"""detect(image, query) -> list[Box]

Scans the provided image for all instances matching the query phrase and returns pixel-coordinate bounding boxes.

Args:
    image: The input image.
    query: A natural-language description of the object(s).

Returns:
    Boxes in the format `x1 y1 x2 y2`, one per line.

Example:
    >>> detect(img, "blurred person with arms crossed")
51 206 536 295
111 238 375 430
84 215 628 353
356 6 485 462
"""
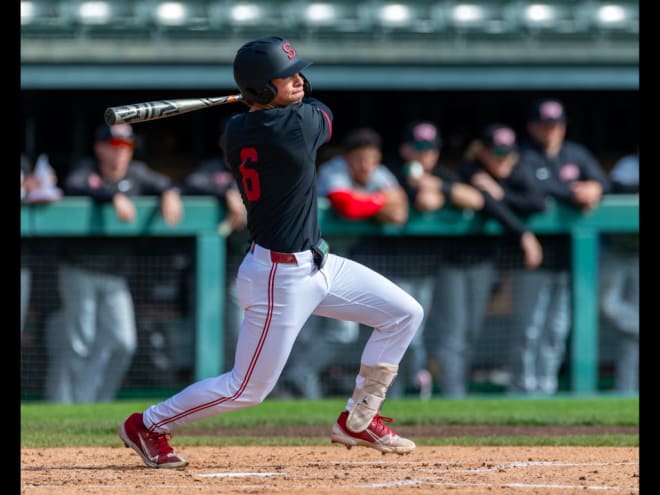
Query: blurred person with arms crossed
45 122 183 403
507 98 610 395
396 121 543 397
430 123 545 397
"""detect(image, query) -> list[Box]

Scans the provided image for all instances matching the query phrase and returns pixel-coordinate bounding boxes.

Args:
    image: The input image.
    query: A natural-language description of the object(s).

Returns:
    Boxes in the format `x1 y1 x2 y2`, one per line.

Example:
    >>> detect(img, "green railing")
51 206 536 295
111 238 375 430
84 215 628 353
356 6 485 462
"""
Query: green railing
21 194 638 393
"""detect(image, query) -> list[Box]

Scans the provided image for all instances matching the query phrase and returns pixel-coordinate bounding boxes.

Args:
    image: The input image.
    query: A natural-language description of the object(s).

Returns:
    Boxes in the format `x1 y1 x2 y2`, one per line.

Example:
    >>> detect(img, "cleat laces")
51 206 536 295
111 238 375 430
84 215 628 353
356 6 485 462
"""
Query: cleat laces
149 431 174 456
371 414 395 436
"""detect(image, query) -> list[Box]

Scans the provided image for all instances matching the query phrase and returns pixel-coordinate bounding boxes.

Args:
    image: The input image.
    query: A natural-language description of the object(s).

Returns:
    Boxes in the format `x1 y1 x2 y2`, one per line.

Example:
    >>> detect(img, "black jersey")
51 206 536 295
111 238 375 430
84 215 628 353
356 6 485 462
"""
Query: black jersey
517 139 610 201
64 157 177 199
516 138 611 269
59 156 179 275
223 97 333 253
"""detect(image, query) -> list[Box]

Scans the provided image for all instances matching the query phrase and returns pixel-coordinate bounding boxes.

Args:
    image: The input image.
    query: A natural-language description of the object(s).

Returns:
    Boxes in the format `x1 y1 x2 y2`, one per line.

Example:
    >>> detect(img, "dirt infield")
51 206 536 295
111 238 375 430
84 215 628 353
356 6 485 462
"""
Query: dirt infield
22 442 639 494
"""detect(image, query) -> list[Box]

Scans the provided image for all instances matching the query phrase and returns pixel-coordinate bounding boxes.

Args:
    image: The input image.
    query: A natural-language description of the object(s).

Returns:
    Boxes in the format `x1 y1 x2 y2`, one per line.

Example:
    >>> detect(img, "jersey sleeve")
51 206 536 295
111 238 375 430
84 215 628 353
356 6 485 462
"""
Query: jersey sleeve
302 97 333 146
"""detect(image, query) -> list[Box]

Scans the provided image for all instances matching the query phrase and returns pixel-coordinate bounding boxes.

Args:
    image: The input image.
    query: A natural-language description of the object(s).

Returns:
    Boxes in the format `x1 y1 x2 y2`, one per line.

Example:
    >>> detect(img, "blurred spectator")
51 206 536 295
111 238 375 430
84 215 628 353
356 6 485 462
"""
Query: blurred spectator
21 153 62 334
295 127 406 399
600 151 638 394
430 123 545 397
392 120 486 398
183 116 248 369
45 122 183 403
507 98 610 395
316 126 419 398
460 124 546 268
319 127 409 225
21 152 62 205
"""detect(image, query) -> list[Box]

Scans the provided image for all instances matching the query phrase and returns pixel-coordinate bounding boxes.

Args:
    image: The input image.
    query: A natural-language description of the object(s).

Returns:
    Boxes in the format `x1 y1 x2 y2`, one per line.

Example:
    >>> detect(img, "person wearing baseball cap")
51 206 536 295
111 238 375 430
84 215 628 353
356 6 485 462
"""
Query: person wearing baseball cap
507 97 611 396
481 123 518 156
403 120 443 150
422 122 546 398
398 120 483 211
527 97 567 124
94 122 135 146
46 121 184 404
386 120 487 399
462 122 546 267
119 35 422 469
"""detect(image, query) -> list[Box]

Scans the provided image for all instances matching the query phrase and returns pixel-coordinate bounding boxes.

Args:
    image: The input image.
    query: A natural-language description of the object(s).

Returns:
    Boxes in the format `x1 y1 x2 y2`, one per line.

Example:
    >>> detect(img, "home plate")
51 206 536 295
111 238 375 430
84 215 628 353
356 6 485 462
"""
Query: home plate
196 472 284 478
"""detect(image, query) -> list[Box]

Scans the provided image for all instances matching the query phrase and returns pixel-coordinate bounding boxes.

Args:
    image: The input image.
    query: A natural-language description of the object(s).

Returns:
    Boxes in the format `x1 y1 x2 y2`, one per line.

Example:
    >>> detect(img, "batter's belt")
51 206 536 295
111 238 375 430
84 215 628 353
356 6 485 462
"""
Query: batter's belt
250 238 329 269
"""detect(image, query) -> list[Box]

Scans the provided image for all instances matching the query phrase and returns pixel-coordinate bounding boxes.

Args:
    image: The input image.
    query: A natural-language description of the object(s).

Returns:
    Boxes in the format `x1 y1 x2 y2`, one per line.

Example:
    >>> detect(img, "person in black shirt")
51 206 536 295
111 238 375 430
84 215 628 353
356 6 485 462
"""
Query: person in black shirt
416 122 545 397
389 120 486 398
119 36 423 469
46 123 183 403
507 98 610 395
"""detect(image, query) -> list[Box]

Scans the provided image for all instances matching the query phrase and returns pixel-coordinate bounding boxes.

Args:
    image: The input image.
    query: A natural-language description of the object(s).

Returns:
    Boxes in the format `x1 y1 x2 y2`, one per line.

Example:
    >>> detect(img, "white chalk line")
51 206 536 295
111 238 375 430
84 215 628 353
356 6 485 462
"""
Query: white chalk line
454 460 638 473
22 459 639 492
196 472 283 478
25 480 638 493
358 479 639 491
353 460 638 491
324 460 636 467
22 485 221 491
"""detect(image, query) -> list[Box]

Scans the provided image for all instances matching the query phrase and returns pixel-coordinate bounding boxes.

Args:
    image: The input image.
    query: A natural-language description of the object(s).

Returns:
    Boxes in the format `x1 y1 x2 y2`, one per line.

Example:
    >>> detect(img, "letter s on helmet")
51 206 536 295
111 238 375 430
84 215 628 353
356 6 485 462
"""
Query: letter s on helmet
233 36 311 105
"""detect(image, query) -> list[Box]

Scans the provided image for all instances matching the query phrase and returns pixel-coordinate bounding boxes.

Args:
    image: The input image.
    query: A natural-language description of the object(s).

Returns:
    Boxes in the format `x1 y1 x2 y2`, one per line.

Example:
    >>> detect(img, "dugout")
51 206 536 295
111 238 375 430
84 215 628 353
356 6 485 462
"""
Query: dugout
20 0 639 399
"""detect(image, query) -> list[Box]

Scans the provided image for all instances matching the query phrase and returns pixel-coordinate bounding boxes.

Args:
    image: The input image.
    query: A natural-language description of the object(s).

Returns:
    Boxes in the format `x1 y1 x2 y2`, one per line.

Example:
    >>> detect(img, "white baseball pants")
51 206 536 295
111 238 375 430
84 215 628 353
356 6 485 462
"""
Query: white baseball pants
145 243 423 432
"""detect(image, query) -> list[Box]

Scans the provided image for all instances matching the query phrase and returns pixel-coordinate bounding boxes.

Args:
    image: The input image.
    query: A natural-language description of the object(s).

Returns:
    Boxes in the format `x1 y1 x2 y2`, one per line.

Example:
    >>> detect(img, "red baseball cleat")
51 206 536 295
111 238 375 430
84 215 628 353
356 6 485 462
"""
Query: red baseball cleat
330 410 416 455
118 412 188 468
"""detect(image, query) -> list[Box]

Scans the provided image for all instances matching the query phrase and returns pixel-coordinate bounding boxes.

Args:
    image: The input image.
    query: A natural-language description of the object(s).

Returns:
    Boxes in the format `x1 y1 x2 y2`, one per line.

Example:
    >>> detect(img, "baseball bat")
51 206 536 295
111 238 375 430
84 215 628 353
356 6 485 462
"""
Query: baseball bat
104 94 243 126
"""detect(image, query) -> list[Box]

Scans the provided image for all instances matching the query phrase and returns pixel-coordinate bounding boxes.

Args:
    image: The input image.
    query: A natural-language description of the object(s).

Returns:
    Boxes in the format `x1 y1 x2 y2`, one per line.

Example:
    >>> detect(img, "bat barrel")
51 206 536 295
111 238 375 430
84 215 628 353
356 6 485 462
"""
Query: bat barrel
104 107 119 126
103 95 242 127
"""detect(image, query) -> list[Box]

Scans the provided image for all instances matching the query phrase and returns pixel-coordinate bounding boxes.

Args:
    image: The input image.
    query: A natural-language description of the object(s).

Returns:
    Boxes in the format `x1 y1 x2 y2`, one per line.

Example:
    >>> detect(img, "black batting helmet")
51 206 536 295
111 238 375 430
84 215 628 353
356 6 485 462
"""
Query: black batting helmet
233 36 311 105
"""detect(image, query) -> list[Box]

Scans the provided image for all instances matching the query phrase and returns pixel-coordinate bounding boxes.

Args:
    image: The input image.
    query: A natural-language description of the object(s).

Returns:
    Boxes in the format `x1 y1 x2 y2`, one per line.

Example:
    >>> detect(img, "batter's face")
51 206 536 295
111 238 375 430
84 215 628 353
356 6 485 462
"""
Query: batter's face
271 73 305 105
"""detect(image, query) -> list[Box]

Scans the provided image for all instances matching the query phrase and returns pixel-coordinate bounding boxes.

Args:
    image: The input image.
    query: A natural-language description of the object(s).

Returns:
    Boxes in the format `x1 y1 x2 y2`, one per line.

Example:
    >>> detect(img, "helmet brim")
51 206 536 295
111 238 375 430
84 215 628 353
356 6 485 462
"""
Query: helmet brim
271 59 312 79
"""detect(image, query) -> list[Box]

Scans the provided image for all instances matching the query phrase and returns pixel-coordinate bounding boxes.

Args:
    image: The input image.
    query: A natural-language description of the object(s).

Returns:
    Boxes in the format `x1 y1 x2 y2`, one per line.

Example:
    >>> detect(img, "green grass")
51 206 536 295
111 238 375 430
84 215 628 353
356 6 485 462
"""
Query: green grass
21 396 638 448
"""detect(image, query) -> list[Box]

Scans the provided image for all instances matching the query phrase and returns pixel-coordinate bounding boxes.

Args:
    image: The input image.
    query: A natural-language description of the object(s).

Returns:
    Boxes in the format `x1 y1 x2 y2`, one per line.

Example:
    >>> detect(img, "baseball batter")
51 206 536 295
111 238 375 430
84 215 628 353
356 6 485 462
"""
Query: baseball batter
119 35 423 468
